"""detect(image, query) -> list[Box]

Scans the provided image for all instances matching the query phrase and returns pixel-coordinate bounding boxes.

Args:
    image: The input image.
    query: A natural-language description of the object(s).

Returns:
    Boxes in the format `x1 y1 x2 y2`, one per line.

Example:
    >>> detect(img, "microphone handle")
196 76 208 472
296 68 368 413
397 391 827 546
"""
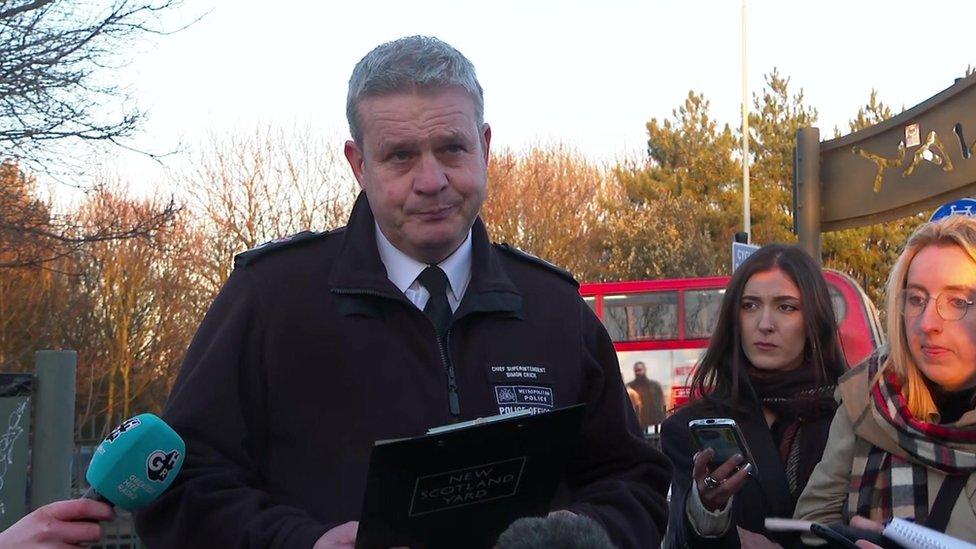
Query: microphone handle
81 486 110 504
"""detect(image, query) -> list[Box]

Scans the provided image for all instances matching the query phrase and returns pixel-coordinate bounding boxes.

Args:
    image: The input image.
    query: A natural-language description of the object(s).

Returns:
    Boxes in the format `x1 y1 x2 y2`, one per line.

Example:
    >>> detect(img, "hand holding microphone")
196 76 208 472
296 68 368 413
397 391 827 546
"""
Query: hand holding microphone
0 499 114 548
0 413 184 547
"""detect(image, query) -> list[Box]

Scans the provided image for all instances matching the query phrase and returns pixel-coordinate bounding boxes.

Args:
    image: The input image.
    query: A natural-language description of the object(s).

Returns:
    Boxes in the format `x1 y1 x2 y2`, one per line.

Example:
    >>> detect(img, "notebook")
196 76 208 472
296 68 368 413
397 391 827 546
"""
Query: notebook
765 517 976 549
883 518 976 549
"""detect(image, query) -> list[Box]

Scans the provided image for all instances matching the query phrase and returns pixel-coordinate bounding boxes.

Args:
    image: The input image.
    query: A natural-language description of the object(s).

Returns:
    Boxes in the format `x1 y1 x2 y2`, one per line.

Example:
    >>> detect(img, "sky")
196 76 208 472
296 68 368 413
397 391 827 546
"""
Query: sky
105 0 976 190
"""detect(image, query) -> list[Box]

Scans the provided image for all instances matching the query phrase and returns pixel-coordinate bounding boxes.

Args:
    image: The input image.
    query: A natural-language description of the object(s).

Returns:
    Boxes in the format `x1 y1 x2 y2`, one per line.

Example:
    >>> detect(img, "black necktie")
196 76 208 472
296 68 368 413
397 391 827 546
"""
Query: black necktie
418 266 452 338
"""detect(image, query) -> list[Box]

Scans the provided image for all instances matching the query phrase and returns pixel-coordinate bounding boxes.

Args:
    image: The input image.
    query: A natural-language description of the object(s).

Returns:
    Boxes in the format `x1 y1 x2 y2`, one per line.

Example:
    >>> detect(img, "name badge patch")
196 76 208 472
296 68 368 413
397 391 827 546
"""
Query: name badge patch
487 364 552 383
494 385 554 414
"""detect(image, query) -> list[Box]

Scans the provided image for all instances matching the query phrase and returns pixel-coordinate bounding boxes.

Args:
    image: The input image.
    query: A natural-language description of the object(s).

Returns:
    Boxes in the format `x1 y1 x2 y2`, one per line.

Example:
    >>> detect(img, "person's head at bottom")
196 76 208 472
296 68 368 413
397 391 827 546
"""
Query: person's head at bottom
494 513 614 549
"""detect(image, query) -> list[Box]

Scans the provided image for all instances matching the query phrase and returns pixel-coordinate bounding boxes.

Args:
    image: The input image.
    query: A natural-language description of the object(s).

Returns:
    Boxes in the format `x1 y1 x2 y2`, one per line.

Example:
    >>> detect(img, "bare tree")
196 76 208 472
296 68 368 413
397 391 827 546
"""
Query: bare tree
0 0 189 168
0 159 178 268
181 125 357 295
70 184 204 437
0 238 61 369
482 144 607 281
482 143 718 283
0 0 193 268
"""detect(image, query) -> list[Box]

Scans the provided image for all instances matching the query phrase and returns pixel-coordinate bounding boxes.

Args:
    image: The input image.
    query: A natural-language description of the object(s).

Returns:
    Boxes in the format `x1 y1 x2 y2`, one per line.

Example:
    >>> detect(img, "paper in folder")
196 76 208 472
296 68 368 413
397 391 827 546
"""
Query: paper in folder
355 404 586 549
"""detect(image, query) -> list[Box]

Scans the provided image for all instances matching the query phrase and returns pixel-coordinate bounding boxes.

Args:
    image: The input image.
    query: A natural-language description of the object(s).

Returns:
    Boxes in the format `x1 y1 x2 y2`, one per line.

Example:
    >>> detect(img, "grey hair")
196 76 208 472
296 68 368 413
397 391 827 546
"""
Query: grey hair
346 35 484 144
494 514 615 549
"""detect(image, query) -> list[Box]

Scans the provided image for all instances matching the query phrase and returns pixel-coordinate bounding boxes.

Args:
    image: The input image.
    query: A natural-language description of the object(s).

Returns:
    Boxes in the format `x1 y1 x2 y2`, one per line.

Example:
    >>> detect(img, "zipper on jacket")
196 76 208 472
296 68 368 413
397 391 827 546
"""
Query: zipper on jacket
439 328 460 419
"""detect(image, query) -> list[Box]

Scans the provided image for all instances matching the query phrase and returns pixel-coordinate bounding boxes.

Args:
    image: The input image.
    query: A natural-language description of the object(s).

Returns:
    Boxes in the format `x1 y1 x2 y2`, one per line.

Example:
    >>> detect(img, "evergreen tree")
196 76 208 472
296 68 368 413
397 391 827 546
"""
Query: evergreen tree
617 91 741 273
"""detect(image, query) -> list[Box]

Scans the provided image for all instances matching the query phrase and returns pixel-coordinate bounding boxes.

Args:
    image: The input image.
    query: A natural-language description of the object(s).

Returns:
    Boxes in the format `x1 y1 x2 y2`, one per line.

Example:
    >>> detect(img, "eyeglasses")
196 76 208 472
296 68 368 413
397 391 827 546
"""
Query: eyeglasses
899 289 975 321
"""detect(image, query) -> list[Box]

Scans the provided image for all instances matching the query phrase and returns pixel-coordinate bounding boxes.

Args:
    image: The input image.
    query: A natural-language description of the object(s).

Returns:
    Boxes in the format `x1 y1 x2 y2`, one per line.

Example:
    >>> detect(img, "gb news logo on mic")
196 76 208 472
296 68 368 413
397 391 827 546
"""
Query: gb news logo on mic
146 449 181 482
105 417 141 443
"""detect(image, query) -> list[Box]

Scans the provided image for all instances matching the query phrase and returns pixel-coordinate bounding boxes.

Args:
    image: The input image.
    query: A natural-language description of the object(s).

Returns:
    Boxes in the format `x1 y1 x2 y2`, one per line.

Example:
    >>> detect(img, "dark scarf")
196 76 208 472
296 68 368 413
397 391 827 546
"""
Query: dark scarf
748 365 837 497
851 359 976 523
925 379 976 425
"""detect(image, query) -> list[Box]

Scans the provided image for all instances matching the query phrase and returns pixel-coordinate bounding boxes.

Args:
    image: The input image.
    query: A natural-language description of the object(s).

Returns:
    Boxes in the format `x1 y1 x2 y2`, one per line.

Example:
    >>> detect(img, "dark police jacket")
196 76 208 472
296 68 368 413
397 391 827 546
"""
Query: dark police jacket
135 194 671 549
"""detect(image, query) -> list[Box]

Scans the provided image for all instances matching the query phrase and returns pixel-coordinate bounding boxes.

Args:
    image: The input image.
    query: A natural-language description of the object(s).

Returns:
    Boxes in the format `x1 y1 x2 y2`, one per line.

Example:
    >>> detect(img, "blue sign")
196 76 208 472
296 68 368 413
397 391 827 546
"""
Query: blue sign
930 198 976 222
732 242 760 272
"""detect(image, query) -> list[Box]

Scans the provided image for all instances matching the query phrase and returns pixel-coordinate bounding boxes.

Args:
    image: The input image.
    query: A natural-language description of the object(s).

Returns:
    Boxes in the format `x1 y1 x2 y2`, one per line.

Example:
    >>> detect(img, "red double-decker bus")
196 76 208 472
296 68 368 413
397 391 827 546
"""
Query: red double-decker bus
580 270 884 411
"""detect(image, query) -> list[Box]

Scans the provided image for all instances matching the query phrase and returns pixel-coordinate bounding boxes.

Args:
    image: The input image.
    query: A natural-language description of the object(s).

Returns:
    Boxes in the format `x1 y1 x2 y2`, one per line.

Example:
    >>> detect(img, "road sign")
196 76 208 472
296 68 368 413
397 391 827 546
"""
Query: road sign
929 197 976 222
732 241 760 272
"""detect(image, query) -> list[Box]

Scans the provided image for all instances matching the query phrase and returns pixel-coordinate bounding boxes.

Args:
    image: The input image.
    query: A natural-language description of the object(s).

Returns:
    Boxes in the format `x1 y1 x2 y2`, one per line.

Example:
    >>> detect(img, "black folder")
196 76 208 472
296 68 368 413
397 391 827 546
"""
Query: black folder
356 404 587 549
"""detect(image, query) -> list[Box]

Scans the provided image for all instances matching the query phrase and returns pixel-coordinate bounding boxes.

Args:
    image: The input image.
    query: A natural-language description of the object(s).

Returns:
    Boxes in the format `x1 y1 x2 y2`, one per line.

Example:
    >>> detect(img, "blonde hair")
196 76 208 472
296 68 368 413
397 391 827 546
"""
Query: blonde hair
883 215 976 419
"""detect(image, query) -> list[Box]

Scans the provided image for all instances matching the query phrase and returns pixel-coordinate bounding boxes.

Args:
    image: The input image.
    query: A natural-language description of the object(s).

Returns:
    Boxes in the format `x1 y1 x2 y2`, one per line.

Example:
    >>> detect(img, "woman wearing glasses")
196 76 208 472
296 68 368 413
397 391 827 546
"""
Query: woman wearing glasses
795 215 976 543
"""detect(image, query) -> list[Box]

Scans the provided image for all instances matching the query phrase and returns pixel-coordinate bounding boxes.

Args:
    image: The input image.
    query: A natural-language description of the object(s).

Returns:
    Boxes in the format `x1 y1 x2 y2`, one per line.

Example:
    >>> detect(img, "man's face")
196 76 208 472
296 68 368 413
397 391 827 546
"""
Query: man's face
633 363 646 378
344 87 491 264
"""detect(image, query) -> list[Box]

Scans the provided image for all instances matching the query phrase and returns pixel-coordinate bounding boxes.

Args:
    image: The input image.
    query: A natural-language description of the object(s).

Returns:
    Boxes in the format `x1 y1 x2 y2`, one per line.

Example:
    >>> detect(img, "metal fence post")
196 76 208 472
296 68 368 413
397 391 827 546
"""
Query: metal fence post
30 350 76 508
795 126 822 264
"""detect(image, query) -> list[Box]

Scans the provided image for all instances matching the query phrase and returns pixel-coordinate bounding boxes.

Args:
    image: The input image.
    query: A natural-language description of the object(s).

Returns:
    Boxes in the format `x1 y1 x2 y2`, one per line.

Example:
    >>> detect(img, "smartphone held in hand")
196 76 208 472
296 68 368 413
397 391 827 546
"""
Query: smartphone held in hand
688 418 759 477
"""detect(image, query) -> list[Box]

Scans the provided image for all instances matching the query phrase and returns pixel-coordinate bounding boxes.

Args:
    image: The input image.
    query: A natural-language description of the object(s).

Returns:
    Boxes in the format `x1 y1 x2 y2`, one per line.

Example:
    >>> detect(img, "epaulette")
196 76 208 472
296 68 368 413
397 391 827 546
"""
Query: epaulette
494 243 578 287
234 230 337 268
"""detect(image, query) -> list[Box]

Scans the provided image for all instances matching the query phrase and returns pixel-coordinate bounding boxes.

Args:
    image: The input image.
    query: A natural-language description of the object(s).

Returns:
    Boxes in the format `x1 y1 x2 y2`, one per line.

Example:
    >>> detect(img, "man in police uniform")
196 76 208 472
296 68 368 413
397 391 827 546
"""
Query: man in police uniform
135 36 670 549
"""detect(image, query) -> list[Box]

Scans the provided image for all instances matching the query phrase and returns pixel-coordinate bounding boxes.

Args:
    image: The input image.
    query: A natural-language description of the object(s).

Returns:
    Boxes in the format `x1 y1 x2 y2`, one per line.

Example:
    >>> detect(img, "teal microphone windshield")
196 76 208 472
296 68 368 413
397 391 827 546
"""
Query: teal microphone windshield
84 413 185 512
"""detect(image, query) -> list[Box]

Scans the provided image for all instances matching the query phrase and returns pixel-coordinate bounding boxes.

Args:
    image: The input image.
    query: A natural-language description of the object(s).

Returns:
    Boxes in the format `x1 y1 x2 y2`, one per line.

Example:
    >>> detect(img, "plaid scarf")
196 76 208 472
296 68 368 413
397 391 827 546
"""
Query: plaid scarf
849 358 976 522
850 446 930 522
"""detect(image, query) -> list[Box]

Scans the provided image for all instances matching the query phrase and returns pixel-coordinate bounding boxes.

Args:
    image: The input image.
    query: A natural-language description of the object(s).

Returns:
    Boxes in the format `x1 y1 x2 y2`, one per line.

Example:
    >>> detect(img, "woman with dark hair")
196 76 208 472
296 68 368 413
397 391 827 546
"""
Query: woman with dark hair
661 244 848 548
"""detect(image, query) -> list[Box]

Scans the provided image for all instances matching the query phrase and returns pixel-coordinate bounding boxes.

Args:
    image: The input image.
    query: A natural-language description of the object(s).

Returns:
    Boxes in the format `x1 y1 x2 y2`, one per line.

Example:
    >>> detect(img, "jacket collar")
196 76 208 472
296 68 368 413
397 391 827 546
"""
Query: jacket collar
328 193 522 318
374 221 473 302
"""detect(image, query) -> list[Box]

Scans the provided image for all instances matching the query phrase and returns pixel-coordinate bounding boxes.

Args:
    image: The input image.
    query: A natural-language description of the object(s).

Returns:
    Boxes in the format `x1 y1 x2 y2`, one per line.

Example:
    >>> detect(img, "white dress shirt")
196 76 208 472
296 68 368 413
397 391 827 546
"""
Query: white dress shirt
374 224 472 313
